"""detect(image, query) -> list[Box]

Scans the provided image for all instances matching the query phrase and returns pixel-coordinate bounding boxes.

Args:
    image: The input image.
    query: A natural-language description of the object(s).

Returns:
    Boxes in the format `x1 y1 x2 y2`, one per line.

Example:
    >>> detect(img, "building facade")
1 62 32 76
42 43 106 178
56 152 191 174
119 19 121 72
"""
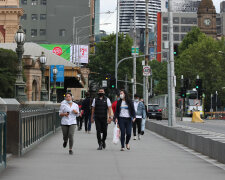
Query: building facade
0 0 24 43
221 1 225 13
19 0 93 44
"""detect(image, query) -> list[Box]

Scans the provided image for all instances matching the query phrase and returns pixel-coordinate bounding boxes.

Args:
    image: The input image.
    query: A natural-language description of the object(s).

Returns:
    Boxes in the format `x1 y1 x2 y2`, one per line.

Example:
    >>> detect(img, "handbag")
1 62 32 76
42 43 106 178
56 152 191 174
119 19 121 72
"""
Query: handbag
112 122 120 144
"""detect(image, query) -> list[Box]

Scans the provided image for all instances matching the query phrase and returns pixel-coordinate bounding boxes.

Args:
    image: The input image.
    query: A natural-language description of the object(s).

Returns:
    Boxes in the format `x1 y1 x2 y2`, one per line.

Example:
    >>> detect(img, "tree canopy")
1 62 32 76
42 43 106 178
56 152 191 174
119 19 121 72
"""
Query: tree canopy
0 48 18 98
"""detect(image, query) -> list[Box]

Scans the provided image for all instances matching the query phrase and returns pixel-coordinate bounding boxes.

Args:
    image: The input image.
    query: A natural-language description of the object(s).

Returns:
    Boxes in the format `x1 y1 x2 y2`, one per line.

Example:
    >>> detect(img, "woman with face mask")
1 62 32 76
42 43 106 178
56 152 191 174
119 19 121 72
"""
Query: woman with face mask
115 90 136 151
59 92 79 155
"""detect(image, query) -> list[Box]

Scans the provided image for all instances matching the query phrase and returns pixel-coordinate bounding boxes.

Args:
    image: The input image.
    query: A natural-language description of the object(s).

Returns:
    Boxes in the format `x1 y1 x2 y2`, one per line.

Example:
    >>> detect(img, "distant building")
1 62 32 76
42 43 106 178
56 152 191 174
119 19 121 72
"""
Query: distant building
221 1 225 13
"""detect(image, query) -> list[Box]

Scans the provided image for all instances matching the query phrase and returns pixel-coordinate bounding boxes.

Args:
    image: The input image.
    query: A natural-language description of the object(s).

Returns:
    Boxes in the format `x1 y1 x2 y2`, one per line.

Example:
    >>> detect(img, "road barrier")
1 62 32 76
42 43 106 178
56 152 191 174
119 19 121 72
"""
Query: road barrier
0 112 6 171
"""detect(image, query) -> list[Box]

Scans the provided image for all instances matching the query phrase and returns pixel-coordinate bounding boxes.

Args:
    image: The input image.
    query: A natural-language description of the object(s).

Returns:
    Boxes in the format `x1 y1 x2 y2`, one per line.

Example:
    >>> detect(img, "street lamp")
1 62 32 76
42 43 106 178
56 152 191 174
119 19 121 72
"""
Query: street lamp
14 26 27 102
40 52 48 101
52 66 58 103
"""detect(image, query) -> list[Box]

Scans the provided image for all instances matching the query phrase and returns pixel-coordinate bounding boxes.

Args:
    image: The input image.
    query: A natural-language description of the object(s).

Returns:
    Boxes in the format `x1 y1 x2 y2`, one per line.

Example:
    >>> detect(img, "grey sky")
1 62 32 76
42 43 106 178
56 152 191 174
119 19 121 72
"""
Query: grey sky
100 0 224 34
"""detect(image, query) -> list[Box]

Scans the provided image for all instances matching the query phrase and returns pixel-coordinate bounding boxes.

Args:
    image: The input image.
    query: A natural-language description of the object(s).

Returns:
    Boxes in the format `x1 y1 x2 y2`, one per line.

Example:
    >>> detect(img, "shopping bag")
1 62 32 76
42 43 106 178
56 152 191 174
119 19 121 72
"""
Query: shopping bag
141 118 146 132
112 123 120 144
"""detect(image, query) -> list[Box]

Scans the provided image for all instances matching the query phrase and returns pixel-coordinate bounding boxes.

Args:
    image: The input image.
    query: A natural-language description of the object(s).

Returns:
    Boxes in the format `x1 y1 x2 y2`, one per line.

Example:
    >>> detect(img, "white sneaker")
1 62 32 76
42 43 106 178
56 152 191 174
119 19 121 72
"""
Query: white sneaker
138 134 141 140
133 136 137 140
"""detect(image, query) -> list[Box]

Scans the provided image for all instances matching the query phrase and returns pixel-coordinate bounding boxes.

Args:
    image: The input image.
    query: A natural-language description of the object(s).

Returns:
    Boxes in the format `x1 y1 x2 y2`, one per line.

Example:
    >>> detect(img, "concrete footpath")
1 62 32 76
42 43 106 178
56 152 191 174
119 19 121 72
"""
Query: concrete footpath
0 124 225 180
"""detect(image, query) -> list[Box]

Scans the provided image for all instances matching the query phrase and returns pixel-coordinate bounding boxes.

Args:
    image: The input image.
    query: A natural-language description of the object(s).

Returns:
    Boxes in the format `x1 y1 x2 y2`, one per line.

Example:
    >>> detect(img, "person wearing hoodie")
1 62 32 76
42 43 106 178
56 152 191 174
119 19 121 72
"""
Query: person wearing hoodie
133 94 146 140
59 92 79 155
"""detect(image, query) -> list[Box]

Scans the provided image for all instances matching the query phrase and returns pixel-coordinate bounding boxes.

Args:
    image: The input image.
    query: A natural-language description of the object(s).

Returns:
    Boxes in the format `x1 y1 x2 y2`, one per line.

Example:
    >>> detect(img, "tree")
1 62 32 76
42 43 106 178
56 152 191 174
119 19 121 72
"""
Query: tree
175 29 225 110
0 48 18 97
88 33 144 97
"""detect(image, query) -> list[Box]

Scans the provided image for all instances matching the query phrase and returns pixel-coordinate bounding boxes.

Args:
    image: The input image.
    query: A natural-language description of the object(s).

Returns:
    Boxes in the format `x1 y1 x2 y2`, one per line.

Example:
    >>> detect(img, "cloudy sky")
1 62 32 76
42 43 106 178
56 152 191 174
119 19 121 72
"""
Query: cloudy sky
100 0 224 34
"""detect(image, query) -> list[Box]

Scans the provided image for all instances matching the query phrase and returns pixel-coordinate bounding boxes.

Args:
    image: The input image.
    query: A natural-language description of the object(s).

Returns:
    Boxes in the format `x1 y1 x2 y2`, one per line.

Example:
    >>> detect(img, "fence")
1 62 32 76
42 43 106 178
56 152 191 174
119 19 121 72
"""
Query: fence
19 106 60 155
0 112 6 171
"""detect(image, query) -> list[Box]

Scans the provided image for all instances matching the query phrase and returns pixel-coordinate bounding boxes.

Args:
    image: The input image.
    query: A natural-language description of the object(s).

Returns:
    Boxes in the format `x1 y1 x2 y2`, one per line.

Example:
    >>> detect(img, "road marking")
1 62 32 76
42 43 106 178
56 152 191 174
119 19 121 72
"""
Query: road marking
146 130 225 171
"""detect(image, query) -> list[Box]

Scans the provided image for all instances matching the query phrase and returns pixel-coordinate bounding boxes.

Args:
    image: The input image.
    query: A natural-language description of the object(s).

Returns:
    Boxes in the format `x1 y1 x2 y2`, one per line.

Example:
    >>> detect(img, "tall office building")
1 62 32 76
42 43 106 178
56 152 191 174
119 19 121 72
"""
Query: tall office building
20 0 93 44
119 0 161 34
221 1 225 13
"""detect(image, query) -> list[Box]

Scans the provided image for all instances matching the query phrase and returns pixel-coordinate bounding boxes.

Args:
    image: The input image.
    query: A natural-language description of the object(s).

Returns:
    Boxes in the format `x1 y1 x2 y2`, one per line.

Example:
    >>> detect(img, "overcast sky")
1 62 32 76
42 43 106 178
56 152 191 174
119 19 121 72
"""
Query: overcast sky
100 0 224 34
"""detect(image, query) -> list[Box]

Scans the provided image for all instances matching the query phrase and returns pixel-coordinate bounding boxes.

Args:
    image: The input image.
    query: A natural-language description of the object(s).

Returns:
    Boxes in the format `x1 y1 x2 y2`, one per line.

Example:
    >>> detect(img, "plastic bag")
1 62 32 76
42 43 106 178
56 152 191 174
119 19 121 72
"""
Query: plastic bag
141 118 146 132
112 123 120 144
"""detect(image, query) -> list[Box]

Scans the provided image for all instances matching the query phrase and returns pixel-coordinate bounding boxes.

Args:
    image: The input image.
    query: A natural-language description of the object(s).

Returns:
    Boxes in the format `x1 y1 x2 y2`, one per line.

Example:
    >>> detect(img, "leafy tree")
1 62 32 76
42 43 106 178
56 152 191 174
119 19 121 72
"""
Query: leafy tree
88 33 144 97
0 48 18 98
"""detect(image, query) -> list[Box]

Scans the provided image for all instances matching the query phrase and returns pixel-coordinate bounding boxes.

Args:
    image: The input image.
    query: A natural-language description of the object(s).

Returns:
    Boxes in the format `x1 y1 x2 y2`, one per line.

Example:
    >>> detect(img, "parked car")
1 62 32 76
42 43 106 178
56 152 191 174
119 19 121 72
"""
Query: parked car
147 104 162 120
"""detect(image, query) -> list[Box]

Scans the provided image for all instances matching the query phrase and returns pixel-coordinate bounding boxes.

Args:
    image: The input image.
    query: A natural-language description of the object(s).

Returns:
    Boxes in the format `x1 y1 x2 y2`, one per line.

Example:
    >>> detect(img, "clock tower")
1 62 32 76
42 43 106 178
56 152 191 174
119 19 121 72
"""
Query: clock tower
197 0 217 38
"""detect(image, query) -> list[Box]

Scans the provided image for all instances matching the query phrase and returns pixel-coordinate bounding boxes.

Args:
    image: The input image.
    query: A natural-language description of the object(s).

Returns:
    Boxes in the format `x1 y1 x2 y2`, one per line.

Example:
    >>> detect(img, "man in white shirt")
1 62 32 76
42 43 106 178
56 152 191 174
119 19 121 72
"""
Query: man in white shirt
91 88 112 150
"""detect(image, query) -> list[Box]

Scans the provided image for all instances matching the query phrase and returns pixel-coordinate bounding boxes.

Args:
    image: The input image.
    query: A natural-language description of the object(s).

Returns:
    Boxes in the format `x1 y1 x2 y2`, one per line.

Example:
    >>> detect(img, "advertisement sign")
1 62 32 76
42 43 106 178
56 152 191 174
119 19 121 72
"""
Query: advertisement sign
70 45 89 64
40 44 71 61
50 65 64 82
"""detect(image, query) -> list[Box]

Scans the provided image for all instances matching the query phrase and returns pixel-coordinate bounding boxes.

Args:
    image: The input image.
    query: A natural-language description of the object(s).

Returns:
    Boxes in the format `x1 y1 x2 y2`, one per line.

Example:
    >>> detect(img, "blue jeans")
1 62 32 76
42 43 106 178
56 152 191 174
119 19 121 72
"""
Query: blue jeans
118 117 132 148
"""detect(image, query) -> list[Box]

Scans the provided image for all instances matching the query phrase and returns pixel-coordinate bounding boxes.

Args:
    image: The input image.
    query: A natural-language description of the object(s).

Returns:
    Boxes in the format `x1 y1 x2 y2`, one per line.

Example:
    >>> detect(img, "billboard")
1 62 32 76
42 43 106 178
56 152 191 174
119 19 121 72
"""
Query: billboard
50 65 64 82
40 44 89 64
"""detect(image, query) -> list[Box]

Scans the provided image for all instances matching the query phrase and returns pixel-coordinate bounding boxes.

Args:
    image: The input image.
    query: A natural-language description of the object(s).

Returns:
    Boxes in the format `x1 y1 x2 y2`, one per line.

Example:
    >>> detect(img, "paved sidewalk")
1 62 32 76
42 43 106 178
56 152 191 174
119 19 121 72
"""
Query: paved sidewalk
0 124 225 180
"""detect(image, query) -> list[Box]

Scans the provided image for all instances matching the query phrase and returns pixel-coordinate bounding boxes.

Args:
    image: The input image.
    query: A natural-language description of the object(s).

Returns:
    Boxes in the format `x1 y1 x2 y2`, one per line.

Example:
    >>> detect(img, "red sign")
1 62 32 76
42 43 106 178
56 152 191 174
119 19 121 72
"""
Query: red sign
53 47 63 56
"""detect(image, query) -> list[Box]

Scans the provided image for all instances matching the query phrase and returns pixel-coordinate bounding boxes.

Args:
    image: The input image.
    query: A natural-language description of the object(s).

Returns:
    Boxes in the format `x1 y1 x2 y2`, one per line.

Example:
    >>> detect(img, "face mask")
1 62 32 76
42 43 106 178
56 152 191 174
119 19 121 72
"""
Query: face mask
67 100 72 104
98 93 104 97
135 99 139 102
120 94 125 99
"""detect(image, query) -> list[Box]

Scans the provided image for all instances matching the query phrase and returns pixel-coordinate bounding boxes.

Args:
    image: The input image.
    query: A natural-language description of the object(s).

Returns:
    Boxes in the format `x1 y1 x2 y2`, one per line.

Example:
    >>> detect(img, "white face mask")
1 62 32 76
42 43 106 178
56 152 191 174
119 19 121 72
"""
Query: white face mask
120 94 125 99
135 99 139 102
67 100 72 104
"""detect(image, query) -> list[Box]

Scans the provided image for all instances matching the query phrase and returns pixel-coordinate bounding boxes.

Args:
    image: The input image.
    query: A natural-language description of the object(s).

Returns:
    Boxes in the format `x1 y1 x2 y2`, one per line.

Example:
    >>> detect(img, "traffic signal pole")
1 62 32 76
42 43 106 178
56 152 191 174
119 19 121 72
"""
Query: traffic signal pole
133 0 137 100
115 0 119 89
145 0 149 110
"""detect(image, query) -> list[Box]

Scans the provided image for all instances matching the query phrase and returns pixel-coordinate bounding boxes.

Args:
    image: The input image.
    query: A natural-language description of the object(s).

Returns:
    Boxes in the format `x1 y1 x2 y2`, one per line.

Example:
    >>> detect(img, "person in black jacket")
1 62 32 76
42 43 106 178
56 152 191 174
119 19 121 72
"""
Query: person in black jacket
81 92 92 133
91 88 113 150
115 89 136 151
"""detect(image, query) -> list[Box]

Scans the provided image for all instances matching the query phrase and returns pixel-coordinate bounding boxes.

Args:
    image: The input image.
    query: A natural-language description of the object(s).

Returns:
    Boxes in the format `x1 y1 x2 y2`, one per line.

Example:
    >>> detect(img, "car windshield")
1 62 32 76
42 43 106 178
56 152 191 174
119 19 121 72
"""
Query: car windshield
148 105 159 110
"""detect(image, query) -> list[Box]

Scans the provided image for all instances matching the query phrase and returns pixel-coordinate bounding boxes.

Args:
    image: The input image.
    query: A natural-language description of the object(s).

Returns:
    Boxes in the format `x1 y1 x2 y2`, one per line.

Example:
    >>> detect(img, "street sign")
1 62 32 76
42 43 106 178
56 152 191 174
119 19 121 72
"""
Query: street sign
143 66 151 76
102 80 107 88
132 46 139 55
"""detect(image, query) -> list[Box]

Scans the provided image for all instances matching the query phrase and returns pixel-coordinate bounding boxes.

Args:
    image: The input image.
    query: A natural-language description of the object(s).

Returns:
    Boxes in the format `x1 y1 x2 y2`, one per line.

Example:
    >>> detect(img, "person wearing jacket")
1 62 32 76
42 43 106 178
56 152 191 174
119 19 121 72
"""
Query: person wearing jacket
133 94 146 140
59 92 79 155
115 89 136 151
81 92 92 133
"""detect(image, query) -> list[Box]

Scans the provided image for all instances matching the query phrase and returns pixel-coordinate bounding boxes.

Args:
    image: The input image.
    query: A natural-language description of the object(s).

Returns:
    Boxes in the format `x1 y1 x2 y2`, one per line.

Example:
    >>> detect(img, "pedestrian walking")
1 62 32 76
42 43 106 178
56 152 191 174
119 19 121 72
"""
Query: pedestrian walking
115 89 136 151
133 94 146 140
140 98 147 135
59 92 79 155
91 88 113 150
81 92 92 133
112 92 120 114
77 100 83 131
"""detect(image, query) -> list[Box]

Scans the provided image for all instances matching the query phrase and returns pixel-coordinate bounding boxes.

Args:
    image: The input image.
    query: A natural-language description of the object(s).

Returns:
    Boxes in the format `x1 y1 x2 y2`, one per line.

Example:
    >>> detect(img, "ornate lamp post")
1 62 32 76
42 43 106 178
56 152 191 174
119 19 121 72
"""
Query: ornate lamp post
14 26 27 102
52 66 58 103
40 52 48 101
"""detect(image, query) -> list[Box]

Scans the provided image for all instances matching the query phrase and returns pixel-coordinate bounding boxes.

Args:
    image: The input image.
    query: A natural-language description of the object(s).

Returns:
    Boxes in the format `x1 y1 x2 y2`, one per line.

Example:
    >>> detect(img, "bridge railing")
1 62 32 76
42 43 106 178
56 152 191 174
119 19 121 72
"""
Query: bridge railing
19 106 60 156
0 112 6 171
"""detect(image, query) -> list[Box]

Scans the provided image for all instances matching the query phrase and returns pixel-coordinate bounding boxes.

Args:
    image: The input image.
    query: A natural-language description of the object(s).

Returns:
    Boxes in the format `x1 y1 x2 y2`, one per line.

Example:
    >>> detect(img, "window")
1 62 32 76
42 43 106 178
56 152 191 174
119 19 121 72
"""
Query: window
163 25 168 32
181 26 192 32
173 17 179 24
173 26 179 32
31 0 38 5
174 34 179 41
21 0 27 5
40 0 47 5
59 29 66 37
163 17 168 24
181 18 197 24
40 29 46 36
21 14 27 20
31 14 38 20
31 29 37 37
181 34 186 41
40 14 47 20
163 34 168 41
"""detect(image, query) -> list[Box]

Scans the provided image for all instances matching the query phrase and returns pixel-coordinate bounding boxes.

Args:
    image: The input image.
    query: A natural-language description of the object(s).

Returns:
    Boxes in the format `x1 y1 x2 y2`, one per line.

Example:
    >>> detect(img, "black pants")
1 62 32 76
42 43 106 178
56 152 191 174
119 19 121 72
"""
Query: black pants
77 116 83 130
133 118 142 136
84 113 91 131
95 117 108 145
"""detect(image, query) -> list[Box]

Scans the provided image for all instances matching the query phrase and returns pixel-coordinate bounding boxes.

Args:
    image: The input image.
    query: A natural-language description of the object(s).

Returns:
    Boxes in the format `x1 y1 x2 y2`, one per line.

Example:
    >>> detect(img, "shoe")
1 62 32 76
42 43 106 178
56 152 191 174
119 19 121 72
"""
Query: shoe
138 134 141 140
141 131 144 135
69 150 73 155
102 141 106 149
126 144 130 150
133 136 137 140
97 144 103 150
63 141 67 148
85 131 88 133
120 148 125 151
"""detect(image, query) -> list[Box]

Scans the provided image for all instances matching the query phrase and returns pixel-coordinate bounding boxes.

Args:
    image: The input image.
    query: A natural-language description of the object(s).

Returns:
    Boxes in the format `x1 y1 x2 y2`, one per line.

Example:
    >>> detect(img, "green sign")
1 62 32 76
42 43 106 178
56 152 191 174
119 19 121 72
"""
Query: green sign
40 44 71 61
132 46 139 55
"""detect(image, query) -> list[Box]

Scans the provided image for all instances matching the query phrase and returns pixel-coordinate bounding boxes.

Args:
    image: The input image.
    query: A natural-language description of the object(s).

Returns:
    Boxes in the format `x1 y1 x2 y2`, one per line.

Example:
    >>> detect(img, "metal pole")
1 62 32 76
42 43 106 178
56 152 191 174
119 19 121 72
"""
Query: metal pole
76 28 78 66
181 75 184 121
133 0 137 100
125 74 128 92
216 91 218 112
168 0 176 126
72 17 76 64
115 0 119 88
145 0 149 109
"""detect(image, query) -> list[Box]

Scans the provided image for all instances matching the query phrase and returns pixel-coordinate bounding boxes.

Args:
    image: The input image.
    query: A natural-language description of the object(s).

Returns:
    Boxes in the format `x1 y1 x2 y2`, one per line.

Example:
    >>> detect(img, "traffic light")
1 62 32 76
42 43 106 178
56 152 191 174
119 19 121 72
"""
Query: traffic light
174 44 178 56
180 87 186 98
110 78 116 89
196 79 202 99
